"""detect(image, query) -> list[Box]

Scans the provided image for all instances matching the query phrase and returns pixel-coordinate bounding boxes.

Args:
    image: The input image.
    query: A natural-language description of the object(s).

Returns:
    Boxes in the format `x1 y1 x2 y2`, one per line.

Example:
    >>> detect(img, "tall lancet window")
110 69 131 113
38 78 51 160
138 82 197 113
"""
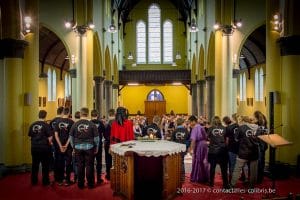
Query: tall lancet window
148 4 161 63
136 21 146 64
163 20 173 63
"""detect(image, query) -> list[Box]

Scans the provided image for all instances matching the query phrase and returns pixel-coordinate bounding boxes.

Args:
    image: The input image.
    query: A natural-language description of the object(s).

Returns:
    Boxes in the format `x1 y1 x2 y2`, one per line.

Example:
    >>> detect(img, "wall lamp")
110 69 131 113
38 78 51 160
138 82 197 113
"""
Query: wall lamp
23 16 32 34
127 52 133 60
64 20 95 35
271 13 282 32
175 51 181 60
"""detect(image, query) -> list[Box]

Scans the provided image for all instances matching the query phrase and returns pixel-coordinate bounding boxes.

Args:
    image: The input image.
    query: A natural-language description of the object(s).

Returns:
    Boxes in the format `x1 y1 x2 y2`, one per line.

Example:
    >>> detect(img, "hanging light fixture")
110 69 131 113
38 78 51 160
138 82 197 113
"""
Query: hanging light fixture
189 18 199 32
127 52 133 60
108 20 117 33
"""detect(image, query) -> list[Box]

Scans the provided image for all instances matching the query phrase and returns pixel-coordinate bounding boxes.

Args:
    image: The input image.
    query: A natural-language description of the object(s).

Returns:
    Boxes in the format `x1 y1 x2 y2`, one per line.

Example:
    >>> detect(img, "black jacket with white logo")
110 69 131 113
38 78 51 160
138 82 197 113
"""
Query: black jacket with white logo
237 123 259 161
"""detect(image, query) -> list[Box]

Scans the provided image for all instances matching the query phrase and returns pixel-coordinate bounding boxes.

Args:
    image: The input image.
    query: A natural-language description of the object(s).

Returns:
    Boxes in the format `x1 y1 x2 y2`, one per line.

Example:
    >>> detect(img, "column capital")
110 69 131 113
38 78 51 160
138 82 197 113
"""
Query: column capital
104 80 113 85
0 39 28 59
277 35 300 56
205 75 215 81
196 80 206 84
69 68 77 78
112 84 119 89
221 25 235 36
93 76 105 83
232 69 240 78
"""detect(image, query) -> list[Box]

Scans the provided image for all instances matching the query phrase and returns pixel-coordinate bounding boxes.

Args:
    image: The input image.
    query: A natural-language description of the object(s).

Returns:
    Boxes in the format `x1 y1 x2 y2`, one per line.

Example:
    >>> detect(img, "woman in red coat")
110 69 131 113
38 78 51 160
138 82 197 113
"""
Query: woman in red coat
110 107 134 144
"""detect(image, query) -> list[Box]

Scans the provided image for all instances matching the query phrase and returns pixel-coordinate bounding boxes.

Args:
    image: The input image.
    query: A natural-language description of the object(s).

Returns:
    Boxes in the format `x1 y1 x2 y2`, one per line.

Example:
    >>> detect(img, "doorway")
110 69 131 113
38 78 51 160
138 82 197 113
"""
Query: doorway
144 90 166 122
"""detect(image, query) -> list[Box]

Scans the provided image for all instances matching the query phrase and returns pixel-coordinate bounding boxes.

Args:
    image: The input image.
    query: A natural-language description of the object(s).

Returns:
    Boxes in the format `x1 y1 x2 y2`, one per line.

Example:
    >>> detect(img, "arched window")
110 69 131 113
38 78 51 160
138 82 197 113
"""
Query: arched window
47 68 52 101
163 20 173 63
239 72 247 101
52 69 57 101
243 73 246 101
136 21 146 64
65 73 71 98
255 69 259 101
147 89 164 101
47 68 57 101
254 67 264 102
148 4 161 63
259 68 264 101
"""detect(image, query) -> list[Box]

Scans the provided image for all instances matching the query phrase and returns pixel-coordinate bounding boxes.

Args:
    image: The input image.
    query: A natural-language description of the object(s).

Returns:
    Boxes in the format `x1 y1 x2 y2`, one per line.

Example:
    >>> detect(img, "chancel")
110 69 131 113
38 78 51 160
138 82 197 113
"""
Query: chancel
0 0 300 200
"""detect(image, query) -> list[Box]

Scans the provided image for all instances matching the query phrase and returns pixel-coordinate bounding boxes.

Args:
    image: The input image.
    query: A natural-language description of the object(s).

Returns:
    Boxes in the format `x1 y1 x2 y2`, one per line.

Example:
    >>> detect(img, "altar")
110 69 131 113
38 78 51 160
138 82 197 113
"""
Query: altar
110 140 186 200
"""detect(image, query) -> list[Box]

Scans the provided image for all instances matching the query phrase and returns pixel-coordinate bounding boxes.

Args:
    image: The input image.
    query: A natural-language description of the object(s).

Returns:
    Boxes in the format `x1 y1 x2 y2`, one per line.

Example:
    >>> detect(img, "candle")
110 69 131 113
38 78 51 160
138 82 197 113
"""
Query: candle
149 133 154 139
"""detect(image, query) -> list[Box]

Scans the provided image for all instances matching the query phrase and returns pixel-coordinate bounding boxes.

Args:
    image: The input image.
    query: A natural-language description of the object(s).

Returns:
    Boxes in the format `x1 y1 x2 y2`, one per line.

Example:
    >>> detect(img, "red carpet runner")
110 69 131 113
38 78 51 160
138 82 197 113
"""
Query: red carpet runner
0 172 299 200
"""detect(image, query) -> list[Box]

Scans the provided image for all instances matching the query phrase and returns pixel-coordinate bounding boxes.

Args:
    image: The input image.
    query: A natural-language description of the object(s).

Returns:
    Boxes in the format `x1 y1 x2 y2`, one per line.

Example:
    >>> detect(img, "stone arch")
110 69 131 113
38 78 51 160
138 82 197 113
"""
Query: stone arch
198 44 205 80
113 55 118 84
191 53 197 83
104 45 111 80
206 31 215 76
93 32 103 76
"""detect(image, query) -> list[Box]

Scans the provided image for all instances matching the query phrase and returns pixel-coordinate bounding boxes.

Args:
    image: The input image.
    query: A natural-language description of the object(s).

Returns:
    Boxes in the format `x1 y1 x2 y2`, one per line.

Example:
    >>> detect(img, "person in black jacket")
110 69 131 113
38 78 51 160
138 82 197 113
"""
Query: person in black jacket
223 114 239 182
230 116 259 188
69 107 99 189
143 115 162 139
53 107 74 186
103 108 115 180
28 110 52 186
207 116 229 188
90 109 105 184
253 111 268 183
171 117 190 183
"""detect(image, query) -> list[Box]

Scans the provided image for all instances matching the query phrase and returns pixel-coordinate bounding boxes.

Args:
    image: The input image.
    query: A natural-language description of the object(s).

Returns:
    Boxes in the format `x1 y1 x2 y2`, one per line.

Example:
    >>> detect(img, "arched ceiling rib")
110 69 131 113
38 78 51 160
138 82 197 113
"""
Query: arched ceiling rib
39 26 69 71
239 25 266 69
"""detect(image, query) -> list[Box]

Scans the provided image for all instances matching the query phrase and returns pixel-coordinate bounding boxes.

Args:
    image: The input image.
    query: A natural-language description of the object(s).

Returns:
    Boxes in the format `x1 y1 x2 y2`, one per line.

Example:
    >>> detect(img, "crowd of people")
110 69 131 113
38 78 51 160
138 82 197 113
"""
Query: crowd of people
28 107 268 190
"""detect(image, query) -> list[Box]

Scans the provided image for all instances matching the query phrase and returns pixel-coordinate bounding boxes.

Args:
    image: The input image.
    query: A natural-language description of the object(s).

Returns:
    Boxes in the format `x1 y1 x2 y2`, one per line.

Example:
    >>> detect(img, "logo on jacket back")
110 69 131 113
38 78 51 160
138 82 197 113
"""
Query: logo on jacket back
175 132 186 140
147 128 157 134
245 129 256 137
59 122 69 130
32 125 43 133
78 124 89 133
212 128 224 136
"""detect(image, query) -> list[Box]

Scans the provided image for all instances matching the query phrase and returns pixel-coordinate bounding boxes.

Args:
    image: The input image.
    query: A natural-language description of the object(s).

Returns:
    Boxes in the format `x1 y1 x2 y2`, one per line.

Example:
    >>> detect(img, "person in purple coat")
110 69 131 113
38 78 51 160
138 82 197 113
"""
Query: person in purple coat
188 115 210 183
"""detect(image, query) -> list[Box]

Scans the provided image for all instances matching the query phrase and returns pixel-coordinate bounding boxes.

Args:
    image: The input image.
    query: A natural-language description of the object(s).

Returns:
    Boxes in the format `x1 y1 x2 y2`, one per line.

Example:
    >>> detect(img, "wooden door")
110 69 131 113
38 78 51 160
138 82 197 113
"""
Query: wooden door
144 101 166 122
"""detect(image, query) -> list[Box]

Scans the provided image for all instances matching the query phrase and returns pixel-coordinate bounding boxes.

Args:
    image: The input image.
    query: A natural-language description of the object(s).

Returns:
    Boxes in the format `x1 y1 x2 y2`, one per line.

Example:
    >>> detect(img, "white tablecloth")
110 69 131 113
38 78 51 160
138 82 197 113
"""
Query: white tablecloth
110 140 186 157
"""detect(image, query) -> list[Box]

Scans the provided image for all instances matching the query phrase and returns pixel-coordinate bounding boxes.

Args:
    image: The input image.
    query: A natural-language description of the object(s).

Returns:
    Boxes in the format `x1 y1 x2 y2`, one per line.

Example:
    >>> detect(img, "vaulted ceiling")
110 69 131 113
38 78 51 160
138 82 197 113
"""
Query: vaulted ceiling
112 0 195 24
39 26 69 76
239 25 266 69
38 0 265 76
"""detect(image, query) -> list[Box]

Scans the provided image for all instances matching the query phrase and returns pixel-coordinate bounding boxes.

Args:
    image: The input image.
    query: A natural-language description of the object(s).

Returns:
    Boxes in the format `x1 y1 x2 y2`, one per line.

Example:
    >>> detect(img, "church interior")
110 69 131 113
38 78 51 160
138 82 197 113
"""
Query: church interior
1 0 300 199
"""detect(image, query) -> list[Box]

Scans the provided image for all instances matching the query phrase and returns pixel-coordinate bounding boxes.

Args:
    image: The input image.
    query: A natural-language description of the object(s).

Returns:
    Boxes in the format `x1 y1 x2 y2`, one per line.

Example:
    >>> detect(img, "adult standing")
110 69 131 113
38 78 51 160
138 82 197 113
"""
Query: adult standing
103 108 115 180
28 110 52 186
53 107 74 186
223 114 239 182
230 116 259 188
253 111 268 183
69 107 99 189
90 109 105 184
110 107 134 145
189 115 209 183
207 116 228 188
